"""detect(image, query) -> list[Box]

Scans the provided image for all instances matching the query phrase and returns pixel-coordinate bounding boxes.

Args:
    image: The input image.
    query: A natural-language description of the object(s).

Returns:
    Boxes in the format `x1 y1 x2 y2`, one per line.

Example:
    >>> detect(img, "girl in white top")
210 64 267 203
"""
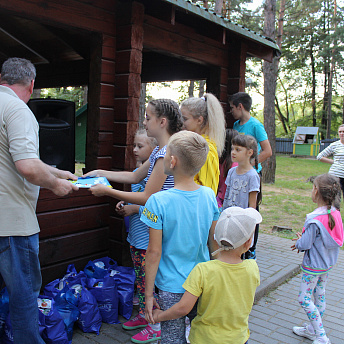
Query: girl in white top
317 124 344 198
223 134 260 210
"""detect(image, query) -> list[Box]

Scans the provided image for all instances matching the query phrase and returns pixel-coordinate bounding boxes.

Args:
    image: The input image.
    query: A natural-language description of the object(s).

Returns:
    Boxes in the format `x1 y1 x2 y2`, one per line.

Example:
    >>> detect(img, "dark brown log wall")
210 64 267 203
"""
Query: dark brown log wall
0 0 272 287
0 0 119 286
108 1 146 265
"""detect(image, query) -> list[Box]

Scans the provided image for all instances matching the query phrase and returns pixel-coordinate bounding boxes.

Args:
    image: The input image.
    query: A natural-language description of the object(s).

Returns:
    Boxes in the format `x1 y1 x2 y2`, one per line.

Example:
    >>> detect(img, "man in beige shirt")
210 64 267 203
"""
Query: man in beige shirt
0 57 78 343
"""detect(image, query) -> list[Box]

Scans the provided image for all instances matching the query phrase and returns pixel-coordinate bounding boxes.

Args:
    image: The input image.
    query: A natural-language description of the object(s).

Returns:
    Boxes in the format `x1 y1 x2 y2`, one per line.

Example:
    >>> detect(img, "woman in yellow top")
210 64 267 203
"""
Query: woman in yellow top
180 93 226 194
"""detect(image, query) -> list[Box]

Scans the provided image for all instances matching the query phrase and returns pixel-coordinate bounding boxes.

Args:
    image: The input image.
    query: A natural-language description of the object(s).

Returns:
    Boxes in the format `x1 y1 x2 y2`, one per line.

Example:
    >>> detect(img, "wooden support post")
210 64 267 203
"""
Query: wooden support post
226 41 247 127
114 1 144 171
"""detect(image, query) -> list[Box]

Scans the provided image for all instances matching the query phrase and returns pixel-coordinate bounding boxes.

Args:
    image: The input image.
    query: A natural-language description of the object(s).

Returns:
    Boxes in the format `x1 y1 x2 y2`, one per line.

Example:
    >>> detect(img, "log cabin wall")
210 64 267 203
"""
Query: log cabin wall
0 0 121 286
107 1 146 266
0 0 277 286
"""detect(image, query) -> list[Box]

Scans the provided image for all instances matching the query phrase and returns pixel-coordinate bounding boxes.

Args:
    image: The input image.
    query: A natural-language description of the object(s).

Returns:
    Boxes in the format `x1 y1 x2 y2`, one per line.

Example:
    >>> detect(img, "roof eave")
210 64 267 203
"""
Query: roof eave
161 0 281 56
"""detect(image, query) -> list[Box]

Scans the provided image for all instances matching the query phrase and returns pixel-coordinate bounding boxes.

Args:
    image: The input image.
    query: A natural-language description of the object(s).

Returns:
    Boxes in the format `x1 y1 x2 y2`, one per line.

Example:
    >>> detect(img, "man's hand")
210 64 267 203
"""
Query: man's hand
58 170 78 181
51 178 79 197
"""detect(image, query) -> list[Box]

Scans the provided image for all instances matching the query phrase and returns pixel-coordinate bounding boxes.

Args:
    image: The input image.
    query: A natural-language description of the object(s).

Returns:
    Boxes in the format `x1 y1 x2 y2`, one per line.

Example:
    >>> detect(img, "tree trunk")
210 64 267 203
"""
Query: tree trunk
188 81 194 98
326 0 337 139
321 3 330 138
31 88 41 99
199 80 206 97
310 34 317 126
275 96 289 135
262 0 282 184
214 0 223 14
139 83 146 128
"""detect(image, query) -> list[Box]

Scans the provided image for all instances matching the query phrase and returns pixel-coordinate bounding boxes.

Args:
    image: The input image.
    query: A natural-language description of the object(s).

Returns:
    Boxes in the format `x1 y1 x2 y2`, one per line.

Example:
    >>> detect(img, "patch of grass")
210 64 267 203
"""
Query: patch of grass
261 155 343 241
75 163 85 177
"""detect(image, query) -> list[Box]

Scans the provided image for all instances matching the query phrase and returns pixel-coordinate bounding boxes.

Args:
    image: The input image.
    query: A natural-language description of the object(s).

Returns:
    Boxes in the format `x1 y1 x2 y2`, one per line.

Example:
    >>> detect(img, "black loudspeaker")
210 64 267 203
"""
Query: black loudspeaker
28 99 75 173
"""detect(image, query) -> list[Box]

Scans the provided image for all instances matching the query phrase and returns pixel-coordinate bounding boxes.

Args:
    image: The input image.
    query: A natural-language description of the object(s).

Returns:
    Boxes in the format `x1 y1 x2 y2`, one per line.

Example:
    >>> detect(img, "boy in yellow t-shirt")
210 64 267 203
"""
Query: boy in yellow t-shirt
151 206 261 344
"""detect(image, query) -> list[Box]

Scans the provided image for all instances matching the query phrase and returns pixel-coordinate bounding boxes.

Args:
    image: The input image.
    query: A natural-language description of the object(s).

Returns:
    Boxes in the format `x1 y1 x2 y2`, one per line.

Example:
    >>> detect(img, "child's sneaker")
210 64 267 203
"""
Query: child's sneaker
131 325 161 343
312 339 331 344
292 323 316 340
123 315 148 330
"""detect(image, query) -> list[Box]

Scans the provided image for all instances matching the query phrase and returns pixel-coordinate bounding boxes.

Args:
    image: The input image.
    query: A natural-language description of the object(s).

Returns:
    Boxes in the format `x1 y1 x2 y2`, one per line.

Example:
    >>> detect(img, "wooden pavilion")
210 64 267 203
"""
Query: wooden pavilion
0 0 279 285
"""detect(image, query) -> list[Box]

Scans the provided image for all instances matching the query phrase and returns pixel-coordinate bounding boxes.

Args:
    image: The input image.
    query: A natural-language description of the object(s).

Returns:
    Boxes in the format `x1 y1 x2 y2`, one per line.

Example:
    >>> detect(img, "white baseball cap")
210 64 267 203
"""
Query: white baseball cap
212 206 262 256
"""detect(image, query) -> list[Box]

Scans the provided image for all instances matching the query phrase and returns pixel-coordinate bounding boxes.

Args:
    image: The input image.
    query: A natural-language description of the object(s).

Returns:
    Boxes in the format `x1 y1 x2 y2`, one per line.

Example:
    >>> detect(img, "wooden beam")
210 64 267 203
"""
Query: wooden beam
37 204 110 239
0 25 49 64
143 15 227 67
246 42 274 63
39 227 110 266
37 188 106 213
0 0 116 35
43 25 91 60
85 34 102 171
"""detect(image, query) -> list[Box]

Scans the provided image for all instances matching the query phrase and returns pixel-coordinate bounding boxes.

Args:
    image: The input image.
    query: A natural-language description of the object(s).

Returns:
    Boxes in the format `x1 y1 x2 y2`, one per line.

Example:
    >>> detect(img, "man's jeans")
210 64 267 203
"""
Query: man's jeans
0 234 45 344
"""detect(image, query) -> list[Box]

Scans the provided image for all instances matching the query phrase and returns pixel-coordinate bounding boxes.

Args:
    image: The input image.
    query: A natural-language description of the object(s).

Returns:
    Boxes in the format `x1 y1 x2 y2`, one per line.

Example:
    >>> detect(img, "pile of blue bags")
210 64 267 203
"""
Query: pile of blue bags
0 257 135 344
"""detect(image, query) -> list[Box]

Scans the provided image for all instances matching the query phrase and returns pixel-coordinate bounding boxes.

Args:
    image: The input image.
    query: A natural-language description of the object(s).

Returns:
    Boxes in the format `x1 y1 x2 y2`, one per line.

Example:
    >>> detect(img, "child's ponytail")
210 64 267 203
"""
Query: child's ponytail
204 93 226 156
181 93 225 155
313 174 341 230
327 205 336 230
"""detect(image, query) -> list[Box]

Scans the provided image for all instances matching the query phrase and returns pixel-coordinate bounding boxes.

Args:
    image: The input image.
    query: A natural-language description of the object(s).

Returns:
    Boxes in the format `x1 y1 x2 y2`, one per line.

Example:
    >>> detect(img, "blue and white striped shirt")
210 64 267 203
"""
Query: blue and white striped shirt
132 146 175 249
144 145 174 190
127 169 149 249
317 140 344 178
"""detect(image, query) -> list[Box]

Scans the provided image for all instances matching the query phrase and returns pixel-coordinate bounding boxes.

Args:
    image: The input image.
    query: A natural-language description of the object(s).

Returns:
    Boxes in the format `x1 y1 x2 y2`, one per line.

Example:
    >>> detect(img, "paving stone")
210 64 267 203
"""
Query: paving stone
71 234 344 344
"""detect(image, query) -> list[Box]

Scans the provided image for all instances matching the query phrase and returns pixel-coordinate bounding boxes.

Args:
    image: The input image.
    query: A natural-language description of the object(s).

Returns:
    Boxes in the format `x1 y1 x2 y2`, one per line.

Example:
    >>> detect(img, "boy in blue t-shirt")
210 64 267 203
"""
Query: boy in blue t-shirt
229 92 272 259
141 131 219 344
229 92 272 173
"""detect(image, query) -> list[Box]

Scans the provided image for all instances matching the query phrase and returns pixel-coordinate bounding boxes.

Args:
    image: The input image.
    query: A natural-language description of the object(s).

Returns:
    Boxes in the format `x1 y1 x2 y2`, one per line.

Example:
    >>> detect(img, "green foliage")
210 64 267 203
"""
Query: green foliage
244 0 344 139
145 80 206 104
260 154 344 239
40 87 86 110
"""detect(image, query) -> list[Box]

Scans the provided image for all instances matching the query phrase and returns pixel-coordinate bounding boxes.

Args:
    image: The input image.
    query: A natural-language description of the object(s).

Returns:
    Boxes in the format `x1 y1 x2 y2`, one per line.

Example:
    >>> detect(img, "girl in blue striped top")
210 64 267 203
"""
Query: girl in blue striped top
115 129 156 329
84 99 183 343
84 99 182 203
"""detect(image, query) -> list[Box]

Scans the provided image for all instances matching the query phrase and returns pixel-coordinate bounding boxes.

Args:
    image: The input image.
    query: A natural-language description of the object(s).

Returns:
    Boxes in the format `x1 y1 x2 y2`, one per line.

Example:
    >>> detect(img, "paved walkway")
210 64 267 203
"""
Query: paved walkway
72 234 344 344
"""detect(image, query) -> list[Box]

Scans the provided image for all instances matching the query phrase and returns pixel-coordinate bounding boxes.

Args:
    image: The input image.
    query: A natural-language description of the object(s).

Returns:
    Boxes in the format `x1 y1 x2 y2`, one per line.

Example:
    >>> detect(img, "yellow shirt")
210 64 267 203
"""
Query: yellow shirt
194 135 219 195
183 259 260 344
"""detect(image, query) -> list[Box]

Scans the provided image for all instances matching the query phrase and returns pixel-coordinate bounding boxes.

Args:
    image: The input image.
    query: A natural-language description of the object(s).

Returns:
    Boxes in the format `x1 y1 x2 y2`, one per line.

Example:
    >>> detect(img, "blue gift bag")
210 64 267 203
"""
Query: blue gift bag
109 266 136 320
38 296 69 344
84 257 118 279
54 286 80 343
66 273 102 334
86 276 119 324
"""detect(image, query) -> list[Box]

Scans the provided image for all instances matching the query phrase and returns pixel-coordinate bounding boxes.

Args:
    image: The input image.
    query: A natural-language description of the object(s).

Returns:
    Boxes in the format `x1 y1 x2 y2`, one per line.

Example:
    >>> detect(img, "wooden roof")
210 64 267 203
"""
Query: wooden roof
162 0 280 55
